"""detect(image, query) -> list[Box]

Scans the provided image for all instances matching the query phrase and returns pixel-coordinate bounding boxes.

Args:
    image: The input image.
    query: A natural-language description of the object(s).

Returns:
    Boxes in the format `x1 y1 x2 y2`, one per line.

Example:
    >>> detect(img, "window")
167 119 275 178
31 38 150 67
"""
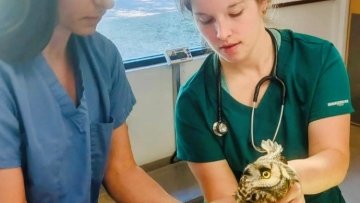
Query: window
97 0 203 64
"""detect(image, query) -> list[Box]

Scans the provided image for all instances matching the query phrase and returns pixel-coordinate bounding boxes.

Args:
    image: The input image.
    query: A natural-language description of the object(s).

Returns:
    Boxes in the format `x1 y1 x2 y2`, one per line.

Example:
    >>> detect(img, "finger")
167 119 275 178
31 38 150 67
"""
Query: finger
278 183 303 203
289 195 305 203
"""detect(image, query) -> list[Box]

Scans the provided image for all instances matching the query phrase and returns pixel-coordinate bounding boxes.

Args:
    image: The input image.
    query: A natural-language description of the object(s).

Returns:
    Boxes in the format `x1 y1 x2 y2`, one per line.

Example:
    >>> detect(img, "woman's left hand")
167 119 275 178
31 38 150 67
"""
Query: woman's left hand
209 196 235 203
278 182 305 203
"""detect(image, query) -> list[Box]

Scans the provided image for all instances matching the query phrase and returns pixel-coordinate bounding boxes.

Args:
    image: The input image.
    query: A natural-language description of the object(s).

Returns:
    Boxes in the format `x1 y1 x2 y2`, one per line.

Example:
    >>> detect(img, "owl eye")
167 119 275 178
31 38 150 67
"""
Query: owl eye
259 167 271 179
261 170 271 179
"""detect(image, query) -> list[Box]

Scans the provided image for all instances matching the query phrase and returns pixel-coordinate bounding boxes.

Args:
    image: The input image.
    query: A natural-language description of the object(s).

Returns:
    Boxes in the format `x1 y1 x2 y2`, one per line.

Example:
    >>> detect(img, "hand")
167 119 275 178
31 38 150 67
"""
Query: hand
278 182 305 203
209 196 236 203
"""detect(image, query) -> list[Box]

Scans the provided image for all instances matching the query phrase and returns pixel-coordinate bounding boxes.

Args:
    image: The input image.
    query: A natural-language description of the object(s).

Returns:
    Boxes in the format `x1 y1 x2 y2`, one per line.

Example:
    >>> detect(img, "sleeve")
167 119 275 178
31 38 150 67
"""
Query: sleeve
309 43 354 122
175 89 225 162
109 48 136 129
0 82 22 168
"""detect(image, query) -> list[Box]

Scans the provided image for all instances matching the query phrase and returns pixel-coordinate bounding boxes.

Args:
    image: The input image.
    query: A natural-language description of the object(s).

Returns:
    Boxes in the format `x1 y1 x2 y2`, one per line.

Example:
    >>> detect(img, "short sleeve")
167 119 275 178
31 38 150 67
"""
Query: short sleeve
175 89 225 162
309 44 354 122
109 49 136 128
0 67 22 168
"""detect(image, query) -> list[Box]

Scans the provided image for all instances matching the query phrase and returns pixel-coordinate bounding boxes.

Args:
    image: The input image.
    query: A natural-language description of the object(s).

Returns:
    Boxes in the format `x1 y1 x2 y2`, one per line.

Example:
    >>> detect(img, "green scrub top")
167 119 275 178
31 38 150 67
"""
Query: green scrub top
175 29 354 203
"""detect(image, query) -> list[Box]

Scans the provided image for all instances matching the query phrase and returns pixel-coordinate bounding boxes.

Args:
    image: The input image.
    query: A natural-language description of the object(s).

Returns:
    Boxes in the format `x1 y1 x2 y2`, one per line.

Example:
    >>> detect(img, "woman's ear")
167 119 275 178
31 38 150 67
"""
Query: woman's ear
259 0 269 15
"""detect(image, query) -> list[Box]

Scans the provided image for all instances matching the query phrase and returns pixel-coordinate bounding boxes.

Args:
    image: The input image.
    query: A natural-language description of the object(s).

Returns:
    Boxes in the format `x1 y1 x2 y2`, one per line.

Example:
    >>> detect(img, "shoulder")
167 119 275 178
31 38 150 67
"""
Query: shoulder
0 61 18 114
279 29 332 47
0 60 14 77
277 29 342 74
0 60 18 90
176 53 218 118
278 29 335 59
178 54 215 100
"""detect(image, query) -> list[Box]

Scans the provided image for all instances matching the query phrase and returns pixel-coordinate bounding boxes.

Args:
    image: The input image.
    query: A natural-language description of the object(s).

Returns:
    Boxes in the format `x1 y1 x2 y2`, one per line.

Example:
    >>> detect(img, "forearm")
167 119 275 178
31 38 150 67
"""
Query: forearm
188 161 238 202
289 148 349 194
0 168 27 203
104 165 179 203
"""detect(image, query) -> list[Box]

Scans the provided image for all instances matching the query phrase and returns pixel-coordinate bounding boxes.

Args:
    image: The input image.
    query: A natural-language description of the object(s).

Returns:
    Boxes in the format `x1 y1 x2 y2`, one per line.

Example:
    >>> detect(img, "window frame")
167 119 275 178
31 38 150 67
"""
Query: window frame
124 46 211 70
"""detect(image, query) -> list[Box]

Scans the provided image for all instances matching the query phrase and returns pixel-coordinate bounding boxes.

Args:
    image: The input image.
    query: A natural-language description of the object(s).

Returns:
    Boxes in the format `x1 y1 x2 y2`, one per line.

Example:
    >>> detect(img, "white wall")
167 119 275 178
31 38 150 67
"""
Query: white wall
126 65 175 165
126 0 349 165
125 58 206 165
269 0 349 56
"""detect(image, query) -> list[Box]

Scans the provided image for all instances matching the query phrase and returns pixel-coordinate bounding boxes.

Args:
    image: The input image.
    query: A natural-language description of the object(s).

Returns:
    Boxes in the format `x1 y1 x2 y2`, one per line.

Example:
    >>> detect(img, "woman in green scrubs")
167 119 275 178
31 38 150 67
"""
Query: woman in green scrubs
175 0 353 202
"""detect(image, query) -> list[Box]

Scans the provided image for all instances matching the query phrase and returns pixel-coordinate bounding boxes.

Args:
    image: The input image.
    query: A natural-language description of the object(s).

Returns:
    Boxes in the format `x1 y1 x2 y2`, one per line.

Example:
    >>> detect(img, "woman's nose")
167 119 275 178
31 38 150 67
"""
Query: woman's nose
93 0 114 10
215 20 232 41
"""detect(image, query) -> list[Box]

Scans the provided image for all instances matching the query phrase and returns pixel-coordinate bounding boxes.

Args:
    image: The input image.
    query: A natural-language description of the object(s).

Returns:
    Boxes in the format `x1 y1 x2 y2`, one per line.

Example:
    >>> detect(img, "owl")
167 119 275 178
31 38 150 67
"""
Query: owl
234 140 299 203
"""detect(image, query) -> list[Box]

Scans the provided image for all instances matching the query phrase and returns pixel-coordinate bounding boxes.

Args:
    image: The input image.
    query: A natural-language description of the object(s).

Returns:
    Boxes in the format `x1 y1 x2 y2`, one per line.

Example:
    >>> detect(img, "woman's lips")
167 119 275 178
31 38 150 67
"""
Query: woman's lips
220 42 240 53
83 16 101 25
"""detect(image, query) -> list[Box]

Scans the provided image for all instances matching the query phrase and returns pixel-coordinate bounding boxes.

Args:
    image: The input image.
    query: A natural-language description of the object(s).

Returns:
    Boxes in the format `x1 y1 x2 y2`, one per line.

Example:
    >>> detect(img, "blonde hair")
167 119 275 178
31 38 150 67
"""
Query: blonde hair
178 0 277 24
179 0 274 13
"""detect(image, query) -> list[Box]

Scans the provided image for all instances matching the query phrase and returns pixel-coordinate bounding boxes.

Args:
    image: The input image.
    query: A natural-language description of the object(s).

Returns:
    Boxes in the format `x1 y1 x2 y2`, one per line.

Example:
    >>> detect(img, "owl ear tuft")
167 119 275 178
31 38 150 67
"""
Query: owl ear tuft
260 140 283 154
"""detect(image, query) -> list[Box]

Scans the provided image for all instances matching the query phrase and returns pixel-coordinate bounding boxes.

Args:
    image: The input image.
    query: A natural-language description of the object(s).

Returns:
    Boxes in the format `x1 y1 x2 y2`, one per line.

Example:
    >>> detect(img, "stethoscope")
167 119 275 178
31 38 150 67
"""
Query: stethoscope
212 28 286 153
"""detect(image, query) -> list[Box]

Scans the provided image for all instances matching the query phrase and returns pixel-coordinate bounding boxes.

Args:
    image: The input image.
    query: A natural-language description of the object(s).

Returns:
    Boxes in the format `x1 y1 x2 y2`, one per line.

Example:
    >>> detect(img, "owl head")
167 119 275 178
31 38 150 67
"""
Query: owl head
242 160 285 188
234 140 299 203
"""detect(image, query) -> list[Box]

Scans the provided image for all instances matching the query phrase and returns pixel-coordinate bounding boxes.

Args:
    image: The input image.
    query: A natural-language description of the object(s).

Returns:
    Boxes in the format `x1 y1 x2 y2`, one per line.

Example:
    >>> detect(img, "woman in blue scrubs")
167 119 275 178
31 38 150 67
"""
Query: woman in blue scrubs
0 0 179 202
175 0 353 202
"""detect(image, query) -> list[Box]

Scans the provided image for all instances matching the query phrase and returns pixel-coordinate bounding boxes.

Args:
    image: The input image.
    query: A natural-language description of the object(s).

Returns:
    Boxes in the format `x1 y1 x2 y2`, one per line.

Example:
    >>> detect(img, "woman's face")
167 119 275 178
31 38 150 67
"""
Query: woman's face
58 0 114 35
191 0 267 63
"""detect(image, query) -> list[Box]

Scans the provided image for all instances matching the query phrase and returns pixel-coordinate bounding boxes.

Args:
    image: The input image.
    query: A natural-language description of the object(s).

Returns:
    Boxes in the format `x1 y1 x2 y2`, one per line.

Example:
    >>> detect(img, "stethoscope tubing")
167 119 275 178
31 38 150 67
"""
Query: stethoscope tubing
213 28 286 153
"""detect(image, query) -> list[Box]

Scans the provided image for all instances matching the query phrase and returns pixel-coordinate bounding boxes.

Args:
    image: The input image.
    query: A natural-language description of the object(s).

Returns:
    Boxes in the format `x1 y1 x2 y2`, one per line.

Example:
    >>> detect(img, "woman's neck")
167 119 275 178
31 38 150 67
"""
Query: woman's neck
43 26 72 64
218 28 276 107
42 26 78 104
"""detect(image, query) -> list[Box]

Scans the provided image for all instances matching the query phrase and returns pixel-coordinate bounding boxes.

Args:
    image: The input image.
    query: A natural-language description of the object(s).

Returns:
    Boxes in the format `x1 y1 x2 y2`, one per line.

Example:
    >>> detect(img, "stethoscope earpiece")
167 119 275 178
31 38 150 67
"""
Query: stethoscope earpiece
213 121 228 137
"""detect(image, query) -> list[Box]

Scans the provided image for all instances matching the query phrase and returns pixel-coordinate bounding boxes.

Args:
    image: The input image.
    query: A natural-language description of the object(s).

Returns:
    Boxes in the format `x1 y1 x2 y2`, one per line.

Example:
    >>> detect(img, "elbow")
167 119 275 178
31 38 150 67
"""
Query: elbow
304 149 350 194
103 162 140 200
334 153 350 185
329 149 350 187
104 160 137 185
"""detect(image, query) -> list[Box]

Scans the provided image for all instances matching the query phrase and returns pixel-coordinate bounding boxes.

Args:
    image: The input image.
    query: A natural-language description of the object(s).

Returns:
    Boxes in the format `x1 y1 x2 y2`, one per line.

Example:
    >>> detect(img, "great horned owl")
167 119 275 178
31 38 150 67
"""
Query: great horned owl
234 140 299 203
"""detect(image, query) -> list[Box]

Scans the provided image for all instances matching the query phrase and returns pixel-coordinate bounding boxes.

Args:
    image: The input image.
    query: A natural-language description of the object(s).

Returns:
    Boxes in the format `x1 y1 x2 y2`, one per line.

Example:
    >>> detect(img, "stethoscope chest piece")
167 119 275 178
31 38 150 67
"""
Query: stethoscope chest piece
213 121 228 137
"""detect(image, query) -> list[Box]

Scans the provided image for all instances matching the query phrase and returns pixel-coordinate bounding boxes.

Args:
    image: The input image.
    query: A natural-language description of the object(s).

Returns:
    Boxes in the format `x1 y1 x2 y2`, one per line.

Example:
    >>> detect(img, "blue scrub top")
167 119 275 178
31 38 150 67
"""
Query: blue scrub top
0 33 136 203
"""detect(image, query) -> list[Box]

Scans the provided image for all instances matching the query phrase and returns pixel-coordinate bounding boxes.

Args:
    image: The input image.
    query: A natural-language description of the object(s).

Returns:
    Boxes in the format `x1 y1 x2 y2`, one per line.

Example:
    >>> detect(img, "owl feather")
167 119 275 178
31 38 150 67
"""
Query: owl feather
234 140 299 203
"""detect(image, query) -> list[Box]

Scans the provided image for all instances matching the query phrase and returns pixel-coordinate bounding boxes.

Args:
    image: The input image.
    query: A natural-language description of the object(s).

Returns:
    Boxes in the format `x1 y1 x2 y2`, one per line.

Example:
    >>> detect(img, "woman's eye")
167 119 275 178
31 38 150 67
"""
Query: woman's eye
229 10 243 17
197 17 214 25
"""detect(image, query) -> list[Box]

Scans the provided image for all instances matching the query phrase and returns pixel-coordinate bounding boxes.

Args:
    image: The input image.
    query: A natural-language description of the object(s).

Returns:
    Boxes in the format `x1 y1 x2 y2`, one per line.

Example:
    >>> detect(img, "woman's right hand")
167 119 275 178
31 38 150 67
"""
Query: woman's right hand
278 182 305 203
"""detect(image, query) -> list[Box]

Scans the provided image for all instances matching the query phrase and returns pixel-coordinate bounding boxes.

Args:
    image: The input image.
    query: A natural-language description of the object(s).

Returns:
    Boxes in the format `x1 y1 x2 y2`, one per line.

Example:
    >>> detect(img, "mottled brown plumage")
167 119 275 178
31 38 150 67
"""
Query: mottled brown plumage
234 140 299 203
